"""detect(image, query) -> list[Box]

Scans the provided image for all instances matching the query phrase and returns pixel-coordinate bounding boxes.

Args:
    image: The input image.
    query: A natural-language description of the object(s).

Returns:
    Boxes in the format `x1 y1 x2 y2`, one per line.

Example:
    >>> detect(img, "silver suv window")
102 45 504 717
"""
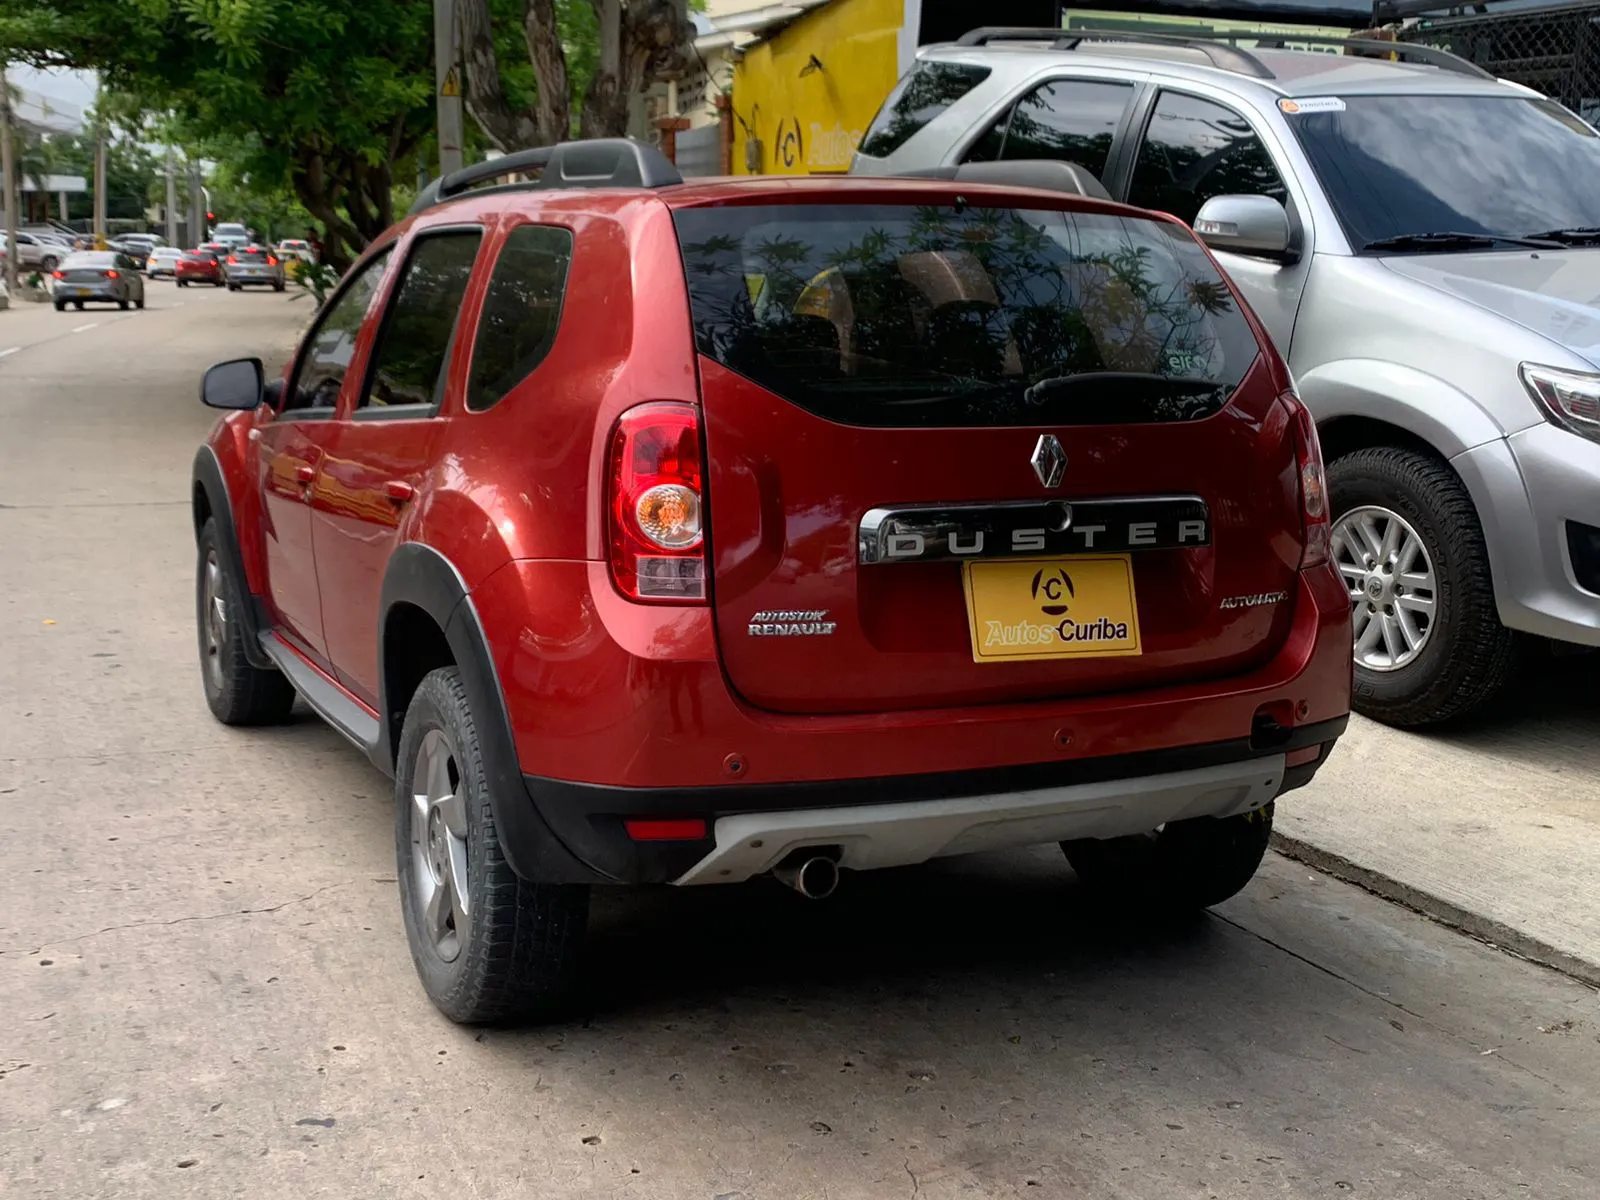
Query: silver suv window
965 79 1134 183
1128 91 1288 226
859 61 991 159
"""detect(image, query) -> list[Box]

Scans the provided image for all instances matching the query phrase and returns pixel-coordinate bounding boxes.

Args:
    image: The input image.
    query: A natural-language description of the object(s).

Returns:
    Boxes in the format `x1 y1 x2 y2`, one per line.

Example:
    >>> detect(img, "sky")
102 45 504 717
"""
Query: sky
9 66 97 133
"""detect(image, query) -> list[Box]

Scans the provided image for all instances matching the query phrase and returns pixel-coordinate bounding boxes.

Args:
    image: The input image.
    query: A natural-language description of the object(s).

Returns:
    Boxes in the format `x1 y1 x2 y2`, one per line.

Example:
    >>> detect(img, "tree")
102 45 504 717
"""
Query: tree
2 0 436 266
458 0 695 150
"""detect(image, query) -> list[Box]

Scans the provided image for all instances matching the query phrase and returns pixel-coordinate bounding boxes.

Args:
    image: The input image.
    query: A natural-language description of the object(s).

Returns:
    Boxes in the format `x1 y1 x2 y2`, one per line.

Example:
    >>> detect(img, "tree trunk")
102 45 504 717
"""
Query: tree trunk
523 0 572 143
578 0 694 139
459 0 544 150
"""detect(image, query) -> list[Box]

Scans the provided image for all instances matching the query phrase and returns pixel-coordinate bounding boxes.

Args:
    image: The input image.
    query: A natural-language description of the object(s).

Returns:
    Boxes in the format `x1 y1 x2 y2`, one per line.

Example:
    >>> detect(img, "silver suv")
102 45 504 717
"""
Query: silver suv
854 27 1600 727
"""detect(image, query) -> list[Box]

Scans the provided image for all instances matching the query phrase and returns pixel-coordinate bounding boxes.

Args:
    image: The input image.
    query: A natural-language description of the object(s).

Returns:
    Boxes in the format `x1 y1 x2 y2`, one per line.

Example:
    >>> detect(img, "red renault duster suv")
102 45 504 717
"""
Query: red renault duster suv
192 140 1350 1023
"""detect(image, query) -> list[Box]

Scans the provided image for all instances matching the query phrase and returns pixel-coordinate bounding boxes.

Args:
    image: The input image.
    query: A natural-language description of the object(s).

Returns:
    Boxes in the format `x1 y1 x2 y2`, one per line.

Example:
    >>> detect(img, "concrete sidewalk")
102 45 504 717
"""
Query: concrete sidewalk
1274 654 1600 985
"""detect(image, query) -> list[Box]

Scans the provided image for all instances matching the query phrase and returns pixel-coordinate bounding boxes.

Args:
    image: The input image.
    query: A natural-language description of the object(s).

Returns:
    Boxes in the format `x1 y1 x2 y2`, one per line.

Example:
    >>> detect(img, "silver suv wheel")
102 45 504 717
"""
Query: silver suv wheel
1332 504 1438 671
410 728 470 963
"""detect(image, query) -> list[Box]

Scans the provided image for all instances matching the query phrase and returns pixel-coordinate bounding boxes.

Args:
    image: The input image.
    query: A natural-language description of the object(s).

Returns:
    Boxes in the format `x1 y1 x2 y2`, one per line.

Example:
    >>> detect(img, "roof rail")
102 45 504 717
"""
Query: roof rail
954 26 1273 78
953 25 1493 81
408 138 682 216
1245 33 1493 78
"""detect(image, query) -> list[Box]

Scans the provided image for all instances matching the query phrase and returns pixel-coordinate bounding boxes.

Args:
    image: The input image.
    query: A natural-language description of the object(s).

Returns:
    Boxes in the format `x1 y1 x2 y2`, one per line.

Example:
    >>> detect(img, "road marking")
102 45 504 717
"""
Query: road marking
0 347 18 360
71 322 98 333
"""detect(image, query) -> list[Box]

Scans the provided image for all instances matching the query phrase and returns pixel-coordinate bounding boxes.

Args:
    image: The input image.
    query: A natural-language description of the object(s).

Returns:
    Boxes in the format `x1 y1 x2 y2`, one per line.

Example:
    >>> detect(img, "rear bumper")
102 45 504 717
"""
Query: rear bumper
524 719 1342 884
472 558 1352 885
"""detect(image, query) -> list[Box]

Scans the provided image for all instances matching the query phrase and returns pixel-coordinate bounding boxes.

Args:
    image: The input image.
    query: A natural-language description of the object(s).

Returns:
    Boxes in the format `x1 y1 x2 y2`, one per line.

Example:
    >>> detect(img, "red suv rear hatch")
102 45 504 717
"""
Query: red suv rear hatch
672 196 1306 715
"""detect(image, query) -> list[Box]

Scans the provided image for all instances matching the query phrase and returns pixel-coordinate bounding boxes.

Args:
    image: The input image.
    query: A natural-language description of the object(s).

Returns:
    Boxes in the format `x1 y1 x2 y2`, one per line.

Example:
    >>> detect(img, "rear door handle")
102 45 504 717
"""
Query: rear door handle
383 480 415 504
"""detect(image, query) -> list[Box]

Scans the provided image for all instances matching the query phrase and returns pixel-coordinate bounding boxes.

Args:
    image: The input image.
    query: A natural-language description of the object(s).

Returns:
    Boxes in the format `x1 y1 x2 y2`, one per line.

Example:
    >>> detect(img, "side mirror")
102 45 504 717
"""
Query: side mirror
1193 195 1295 262
201 357 265 410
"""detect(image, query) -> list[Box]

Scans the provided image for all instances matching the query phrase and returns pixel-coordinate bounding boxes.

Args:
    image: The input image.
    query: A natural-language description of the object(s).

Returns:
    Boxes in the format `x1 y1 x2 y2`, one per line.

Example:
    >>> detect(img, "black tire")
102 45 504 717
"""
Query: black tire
178 279 188 288
41 256 58 272
74 301 84 311
1063 804 1275 911
54 301 65 312
273 280 285 292
119 299 129 311
228 282 240 292
135 296 145 310
1328 447 1517 727
395 667 589 1024
196 519 297 725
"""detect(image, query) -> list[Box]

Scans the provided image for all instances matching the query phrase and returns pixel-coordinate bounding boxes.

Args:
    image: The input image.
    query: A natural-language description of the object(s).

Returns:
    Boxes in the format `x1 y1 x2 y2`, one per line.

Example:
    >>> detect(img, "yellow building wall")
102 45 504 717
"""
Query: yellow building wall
732 0 904 175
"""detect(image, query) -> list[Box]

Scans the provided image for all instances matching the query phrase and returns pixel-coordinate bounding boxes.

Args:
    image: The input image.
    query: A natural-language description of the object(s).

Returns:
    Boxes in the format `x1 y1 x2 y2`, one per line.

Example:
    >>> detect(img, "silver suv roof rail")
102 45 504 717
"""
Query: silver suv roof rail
952 26 1493 82
409 138 682 216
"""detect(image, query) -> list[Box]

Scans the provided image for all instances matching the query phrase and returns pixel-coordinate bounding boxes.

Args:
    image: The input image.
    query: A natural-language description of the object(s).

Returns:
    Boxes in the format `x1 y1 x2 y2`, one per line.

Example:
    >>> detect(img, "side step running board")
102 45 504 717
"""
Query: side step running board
258 631 381 755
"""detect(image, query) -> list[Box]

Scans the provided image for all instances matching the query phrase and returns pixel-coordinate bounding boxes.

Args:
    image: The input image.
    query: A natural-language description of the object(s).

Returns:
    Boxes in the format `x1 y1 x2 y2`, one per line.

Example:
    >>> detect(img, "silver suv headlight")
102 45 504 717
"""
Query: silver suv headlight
1520 363 1600 442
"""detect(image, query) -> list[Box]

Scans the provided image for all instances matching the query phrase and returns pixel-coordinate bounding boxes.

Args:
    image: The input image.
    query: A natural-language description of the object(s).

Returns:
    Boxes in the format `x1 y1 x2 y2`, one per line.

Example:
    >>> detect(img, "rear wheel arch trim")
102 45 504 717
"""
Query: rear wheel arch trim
191 446 274 671
376 544 592 883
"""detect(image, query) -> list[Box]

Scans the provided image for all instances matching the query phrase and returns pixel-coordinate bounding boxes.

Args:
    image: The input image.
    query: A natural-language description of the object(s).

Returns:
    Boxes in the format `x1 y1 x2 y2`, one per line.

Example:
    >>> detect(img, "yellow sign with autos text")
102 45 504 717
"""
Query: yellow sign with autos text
963 556 1143 663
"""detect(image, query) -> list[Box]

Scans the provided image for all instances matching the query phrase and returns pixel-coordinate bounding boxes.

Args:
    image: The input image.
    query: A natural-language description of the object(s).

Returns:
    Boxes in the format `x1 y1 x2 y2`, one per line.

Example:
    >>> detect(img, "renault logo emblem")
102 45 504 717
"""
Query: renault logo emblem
1031 434 1066 489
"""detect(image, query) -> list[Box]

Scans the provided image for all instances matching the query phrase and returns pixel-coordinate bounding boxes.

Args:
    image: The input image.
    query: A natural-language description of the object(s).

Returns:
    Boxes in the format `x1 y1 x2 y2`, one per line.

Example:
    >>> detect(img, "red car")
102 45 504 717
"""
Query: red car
176 249 224 287
191 140 1350 1023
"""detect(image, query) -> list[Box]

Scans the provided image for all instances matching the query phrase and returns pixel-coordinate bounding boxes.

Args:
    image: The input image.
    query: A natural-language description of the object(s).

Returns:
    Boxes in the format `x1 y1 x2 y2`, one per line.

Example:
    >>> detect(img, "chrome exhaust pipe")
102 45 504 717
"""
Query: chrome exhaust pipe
772 855 840 900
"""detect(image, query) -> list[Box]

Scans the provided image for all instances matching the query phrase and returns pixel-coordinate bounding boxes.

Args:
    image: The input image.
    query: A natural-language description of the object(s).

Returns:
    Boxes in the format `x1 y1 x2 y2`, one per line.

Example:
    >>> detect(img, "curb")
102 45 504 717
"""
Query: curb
1270 832 1600 990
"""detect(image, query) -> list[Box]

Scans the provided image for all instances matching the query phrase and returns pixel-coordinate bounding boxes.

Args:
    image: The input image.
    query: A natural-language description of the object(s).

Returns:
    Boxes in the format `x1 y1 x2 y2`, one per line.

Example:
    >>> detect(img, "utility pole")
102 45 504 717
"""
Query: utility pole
93 123 107 244
188 159 204 244
1 64 18 295
164 150 178 245
433 0 463 177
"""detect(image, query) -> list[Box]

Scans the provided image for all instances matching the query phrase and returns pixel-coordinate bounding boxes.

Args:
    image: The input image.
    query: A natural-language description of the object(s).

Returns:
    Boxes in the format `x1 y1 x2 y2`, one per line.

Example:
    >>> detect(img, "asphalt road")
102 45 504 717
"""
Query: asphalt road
2 283 1598 1199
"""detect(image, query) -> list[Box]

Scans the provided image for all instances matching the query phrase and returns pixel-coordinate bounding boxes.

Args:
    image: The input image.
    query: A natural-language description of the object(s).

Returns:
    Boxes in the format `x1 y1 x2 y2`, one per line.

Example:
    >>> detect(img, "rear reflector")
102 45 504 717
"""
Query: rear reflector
1285 744 1322 768
624 818 708 842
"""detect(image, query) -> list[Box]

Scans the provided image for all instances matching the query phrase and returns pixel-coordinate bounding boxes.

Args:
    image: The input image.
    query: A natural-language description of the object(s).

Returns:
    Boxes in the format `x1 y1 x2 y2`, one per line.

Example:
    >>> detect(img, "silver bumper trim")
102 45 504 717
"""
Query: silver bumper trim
672 755 1286 886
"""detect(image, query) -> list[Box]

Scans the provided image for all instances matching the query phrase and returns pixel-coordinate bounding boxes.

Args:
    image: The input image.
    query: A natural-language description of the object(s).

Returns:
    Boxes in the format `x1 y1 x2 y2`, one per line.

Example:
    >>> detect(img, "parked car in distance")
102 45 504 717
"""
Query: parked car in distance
146 247 185 278
190 139 1351 1024
0 231 65 272
112 233 165 268
223 245 286 291
176 249 225 287
856 27 1600 727
274 238 315 262
212 222 250 250
52 251 146 311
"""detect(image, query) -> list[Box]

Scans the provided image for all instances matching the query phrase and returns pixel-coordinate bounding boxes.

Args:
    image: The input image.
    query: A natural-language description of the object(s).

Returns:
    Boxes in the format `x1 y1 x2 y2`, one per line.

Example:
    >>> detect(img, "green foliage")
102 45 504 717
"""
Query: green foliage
3 0 435 264
292 259 341 309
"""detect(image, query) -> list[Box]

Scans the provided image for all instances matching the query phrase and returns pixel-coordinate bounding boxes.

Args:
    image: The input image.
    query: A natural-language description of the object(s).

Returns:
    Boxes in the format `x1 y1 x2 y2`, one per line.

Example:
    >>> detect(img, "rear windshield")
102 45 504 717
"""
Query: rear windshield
674 203 1259 427
64 253 115 268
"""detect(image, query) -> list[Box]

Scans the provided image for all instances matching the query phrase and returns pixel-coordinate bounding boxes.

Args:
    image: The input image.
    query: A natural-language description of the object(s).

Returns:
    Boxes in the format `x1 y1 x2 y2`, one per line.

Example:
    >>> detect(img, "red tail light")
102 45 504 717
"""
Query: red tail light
52 270 63 280
266 255 279 266
607 402 707 603
227 255 238 264
105 269 119 279
1283 391 1329 567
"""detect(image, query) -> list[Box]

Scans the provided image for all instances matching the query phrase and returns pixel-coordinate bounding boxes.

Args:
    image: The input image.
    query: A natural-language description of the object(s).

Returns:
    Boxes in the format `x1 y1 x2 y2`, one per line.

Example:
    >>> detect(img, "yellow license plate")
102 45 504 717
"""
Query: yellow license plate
963 556 1142 662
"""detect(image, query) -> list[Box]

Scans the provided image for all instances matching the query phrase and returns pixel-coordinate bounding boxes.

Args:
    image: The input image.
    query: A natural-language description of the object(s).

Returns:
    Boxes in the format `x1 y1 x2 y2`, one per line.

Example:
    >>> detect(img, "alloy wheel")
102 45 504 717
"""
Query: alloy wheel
410 729 470 963
1331 505 1438 671
201 551 227 691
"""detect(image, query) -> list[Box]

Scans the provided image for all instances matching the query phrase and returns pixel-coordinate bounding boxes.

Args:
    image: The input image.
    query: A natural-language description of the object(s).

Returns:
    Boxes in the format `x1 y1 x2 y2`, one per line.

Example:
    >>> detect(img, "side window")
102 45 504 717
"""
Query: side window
965 80 1134 183
465 225 574 412
858 61 991 159
359 232 481 410
1128 91 1287 226
284 250 392 413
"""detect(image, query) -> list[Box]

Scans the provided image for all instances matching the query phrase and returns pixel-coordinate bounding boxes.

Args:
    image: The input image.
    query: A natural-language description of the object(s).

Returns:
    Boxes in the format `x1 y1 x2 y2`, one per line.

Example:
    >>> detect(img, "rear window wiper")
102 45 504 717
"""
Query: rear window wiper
1361 231 1561 253
1521 225 1600 245
1022 372 1227 407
